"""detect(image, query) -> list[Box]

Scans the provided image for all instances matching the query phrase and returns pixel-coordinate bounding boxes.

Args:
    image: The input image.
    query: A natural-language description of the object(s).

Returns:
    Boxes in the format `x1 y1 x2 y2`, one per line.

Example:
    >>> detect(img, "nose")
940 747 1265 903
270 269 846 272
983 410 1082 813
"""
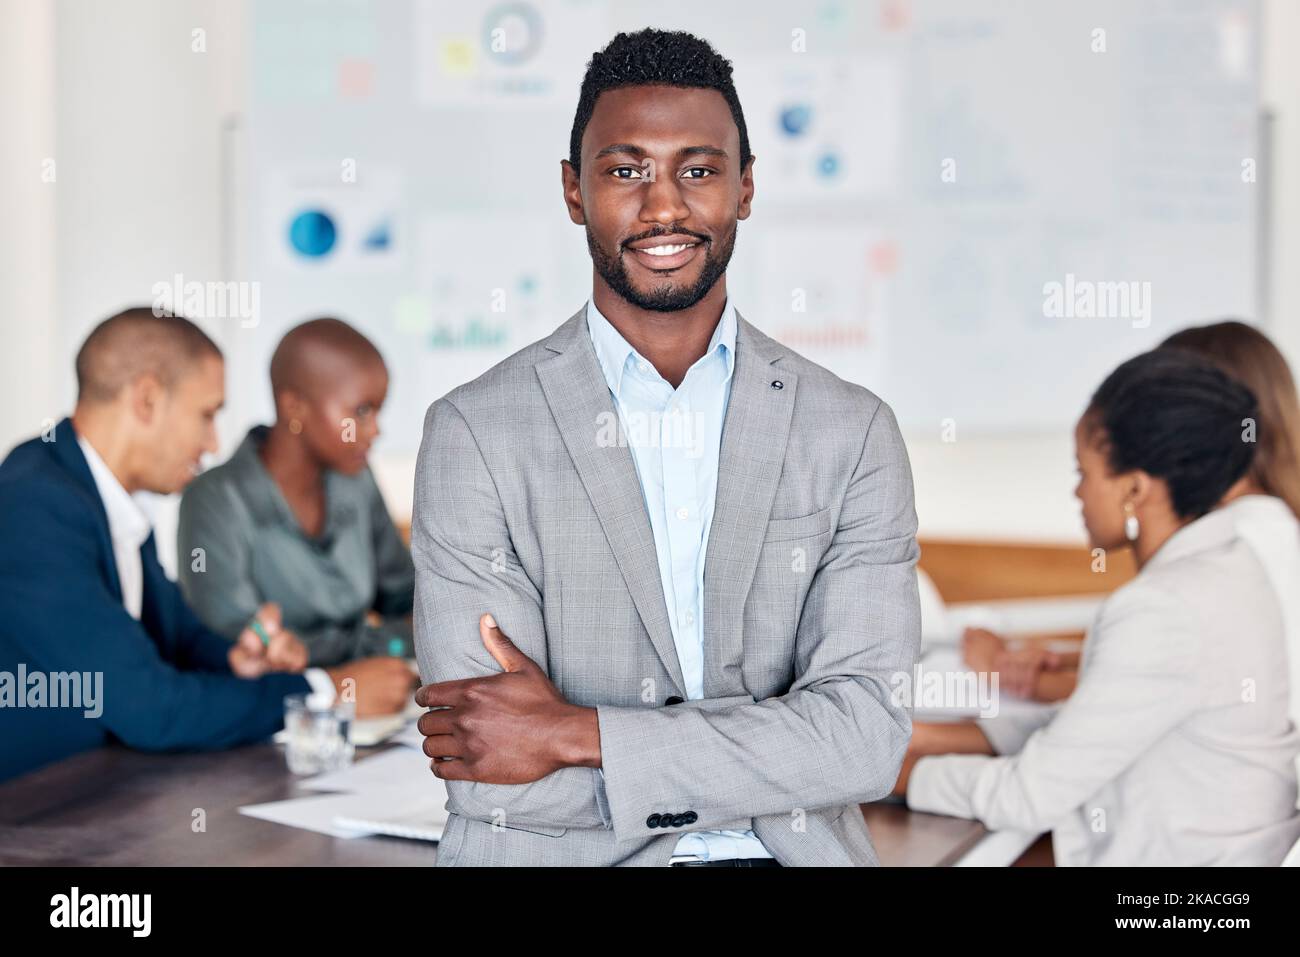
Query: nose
639 166 690 227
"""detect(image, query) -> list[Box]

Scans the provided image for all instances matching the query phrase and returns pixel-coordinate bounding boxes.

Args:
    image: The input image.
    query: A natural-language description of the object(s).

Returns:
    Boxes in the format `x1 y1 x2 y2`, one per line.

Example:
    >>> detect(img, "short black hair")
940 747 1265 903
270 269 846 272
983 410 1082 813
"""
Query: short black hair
1084 349 1259 519
568 28 751 176
76 307 221 404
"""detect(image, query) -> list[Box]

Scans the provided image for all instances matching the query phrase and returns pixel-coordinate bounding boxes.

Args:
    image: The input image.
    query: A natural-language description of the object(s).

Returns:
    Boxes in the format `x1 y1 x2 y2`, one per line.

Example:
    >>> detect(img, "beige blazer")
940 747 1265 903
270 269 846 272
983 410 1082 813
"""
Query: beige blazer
908 497 1300 866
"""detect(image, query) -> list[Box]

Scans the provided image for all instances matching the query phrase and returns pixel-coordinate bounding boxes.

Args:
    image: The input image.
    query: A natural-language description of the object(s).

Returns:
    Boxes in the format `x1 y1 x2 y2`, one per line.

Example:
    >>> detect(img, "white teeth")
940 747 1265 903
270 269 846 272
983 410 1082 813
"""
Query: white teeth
641 243 691 256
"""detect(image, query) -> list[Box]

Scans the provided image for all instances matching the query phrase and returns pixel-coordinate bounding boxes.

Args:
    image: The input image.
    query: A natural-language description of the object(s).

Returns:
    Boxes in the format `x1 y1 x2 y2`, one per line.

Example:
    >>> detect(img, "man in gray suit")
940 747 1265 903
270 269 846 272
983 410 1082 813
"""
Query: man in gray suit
412 28 920 866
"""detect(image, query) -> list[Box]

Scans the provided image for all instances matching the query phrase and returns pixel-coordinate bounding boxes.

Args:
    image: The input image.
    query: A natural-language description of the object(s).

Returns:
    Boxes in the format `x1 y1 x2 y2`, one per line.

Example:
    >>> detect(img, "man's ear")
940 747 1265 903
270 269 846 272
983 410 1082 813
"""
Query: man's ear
737 154 756 221
127 373 166 427
560 159 586 225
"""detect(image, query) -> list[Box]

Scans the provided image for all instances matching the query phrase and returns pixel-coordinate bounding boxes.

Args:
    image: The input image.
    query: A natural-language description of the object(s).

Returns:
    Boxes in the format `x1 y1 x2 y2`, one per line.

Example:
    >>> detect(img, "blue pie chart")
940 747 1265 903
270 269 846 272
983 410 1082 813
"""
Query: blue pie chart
289 210 337 258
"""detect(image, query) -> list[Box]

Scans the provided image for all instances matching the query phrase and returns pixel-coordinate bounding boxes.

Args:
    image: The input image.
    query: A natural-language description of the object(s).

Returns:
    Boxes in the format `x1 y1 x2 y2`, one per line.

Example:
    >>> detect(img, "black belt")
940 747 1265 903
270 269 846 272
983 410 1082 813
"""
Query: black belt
670 857 782 867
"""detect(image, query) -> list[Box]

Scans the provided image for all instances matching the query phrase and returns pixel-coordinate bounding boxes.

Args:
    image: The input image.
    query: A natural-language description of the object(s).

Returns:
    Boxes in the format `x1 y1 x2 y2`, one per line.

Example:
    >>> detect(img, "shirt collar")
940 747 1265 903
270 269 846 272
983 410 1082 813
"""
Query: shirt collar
585 296 737 399
76 434 153 550
1218 493 1296 525
1144 499 1253 571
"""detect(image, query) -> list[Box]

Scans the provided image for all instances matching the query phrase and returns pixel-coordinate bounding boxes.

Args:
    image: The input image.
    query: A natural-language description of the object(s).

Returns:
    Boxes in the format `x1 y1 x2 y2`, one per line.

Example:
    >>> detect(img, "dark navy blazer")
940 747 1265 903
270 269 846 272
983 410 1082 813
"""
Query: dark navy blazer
0 418 310 781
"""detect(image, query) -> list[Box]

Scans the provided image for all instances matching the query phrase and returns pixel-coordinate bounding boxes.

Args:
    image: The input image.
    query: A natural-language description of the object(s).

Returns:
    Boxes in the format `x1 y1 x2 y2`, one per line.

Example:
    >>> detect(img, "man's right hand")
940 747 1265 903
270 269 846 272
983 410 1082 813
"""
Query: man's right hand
324 657 418 717
229 603 307 678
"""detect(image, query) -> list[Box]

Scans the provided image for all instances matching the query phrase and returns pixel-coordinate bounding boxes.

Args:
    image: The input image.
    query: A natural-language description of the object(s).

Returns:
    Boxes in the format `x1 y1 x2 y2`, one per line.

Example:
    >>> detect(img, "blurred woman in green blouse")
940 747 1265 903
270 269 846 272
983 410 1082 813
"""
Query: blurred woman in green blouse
179 318 418 710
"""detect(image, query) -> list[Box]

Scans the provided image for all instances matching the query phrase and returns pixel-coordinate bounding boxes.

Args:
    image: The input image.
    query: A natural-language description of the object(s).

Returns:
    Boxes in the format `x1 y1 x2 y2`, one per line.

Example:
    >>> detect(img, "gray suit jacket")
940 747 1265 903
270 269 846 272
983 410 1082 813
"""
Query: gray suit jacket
412 304 921 866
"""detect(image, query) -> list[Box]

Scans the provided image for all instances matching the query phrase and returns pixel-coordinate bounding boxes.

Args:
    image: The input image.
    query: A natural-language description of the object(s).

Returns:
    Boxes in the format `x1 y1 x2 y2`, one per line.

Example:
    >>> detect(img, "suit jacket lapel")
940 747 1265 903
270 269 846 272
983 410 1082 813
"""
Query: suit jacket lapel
536 307 688 694
702 312 796 696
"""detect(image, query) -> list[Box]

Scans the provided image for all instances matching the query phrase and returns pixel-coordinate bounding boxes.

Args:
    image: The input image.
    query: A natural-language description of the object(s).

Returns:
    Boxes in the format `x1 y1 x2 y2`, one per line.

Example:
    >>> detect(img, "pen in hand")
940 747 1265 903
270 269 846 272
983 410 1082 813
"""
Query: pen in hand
249 616 273 648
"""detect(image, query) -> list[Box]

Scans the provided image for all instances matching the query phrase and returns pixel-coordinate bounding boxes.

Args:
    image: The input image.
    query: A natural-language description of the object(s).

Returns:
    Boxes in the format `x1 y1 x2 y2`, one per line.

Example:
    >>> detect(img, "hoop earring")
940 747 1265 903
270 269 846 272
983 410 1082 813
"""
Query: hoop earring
289 418 303 435
1123 501 1139 542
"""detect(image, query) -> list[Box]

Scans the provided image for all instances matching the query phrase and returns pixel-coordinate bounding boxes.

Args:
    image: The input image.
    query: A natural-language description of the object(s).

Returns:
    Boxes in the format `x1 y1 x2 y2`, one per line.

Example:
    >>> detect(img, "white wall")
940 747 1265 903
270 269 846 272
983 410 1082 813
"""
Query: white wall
1263 0 1300 365
1 0 1296 545
51 0 248 390
0 0 57 455
899 0 1300 543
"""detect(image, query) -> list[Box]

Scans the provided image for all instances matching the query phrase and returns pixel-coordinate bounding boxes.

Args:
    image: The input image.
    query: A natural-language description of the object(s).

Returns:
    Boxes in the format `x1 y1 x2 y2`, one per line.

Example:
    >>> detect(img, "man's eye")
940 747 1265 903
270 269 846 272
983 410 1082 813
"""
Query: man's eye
682 168 713 179
611 167 643 179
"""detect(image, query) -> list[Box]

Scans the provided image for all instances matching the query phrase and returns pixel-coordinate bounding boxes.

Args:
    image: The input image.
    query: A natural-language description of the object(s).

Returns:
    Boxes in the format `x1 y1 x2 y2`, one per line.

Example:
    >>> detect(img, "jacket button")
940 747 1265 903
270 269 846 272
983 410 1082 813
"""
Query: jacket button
646 813 661 828
683 811 698 824
671 814 687 827
665 696 684 705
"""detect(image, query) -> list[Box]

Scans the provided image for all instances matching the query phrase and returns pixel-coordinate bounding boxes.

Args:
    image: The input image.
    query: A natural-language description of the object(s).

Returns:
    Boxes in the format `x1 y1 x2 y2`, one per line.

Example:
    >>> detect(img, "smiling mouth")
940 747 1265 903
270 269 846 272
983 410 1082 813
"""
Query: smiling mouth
625 236 705 272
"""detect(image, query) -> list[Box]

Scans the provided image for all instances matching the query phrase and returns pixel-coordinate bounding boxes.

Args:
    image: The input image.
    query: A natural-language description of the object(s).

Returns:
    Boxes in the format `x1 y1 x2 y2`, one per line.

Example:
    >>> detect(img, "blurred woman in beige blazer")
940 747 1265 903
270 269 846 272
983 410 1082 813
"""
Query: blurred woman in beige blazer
898 348 1300 866
960 320 1300 710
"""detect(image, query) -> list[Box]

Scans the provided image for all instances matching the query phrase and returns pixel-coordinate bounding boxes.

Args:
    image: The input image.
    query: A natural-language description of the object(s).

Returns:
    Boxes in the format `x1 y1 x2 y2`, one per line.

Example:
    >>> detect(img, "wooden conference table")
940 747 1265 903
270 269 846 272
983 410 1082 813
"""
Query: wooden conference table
0 741 1009 866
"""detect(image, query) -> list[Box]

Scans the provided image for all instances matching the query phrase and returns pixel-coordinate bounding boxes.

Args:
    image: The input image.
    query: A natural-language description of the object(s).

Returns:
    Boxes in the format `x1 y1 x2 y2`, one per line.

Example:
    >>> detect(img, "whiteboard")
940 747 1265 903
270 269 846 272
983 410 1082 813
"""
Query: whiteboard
242 0 1261 452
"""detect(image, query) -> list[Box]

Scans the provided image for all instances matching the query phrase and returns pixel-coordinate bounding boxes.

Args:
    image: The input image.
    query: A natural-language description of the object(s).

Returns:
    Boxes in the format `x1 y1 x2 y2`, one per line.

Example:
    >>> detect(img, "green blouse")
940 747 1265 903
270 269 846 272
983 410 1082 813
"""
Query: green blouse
177 426 415 667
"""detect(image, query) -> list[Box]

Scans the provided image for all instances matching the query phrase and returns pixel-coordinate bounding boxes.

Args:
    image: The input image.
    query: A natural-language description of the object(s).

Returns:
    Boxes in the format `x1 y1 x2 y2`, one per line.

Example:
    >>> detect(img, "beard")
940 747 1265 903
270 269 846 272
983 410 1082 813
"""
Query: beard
586 222 738 312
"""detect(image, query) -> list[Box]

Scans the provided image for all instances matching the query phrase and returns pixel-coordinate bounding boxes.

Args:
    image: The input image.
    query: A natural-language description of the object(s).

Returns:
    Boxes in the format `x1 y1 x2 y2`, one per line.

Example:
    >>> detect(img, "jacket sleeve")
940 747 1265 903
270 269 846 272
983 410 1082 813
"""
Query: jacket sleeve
411 398 609 832
595 399 923 843
1 487 310 753
148 534 242 675
177 477 264 644
974 703 1062 756
906 584 1202 832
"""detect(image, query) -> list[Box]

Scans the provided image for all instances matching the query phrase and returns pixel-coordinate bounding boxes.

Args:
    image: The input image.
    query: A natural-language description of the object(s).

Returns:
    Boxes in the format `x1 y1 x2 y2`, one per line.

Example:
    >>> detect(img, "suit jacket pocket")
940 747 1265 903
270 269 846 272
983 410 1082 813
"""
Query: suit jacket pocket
763 505 836 543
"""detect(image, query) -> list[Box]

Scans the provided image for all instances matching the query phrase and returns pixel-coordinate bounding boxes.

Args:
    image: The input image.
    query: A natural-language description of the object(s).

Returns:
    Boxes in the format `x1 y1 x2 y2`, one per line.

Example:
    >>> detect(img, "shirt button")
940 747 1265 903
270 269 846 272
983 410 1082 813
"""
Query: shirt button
675 507 689 520
637 361 651 375
684 611 695 626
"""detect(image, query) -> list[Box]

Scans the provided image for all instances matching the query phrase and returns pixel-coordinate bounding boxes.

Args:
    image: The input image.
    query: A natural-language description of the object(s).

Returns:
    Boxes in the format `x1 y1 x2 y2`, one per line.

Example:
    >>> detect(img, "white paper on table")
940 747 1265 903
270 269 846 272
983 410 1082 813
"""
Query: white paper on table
353 696 424 746
954 828 1043 867
241 748 450 841
947 595 1104 642
912 646 1058 723
333 794 446 843
239 792 385 839
349 713 408 747
300 741 439 795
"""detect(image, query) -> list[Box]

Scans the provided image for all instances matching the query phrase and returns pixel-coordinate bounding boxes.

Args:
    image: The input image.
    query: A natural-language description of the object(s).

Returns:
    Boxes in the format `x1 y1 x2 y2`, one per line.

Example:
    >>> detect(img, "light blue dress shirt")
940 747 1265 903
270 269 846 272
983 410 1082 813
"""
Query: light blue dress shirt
586 297 774 862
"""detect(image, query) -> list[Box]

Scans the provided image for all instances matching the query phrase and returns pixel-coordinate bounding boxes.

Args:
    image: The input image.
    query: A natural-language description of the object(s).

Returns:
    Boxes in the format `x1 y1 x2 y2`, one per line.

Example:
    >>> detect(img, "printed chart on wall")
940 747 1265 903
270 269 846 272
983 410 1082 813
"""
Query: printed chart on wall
246 0 1261 451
